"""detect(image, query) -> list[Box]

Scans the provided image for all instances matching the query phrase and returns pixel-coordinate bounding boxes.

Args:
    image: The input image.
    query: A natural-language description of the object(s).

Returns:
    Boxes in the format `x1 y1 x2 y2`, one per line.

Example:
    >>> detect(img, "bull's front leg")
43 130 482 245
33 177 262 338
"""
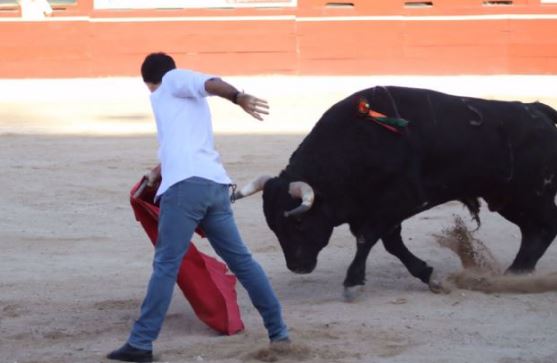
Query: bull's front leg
343 235 379 302
380 225 445 293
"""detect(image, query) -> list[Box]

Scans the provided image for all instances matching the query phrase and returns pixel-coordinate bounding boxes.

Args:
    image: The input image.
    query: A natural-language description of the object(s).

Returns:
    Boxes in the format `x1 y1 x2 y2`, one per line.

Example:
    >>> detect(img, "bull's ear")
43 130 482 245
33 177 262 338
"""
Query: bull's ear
232 175 272 201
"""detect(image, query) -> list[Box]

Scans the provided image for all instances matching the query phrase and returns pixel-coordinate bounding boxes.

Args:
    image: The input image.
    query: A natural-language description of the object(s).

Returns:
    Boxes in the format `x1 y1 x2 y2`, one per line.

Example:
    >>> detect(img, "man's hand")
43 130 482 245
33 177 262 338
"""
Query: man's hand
133 164 161 199
146 164 161 187
236 93 269 121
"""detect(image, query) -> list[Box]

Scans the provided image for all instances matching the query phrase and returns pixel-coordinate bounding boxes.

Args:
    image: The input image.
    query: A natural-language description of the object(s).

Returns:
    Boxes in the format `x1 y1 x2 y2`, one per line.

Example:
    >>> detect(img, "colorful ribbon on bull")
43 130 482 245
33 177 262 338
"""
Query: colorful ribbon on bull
358 97 409 134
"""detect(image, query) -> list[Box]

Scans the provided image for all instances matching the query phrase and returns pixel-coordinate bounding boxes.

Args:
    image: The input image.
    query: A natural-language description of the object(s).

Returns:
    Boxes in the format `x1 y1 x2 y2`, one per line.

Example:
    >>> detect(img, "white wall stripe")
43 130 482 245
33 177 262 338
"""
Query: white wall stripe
1 13 557 23
297 14 557 22
91 15 294 22
0 16 90 22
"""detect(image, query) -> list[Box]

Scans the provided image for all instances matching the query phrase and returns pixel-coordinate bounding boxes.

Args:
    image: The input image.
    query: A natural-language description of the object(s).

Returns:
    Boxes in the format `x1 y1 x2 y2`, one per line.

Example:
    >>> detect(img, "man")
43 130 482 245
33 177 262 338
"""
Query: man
18 0 52 20
108 52 289 363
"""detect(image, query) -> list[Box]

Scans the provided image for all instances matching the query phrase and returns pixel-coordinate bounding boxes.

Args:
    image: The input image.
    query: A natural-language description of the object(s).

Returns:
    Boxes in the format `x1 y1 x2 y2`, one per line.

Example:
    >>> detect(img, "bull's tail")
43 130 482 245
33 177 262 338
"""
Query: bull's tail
532 102 557 124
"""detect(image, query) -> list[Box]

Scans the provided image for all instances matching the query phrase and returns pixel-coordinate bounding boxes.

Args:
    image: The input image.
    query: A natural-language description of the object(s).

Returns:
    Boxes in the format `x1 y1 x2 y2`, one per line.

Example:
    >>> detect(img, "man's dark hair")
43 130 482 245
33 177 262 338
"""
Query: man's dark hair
141 52 176 84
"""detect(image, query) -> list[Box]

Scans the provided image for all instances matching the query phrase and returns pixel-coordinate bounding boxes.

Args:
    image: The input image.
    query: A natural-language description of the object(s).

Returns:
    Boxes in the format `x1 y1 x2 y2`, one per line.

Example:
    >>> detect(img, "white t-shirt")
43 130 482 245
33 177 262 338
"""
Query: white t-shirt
150 69 232 199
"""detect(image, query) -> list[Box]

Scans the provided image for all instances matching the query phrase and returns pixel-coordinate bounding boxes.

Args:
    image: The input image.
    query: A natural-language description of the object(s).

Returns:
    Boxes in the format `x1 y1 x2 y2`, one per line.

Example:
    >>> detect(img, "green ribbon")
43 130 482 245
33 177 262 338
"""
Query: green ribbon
375 116 409 128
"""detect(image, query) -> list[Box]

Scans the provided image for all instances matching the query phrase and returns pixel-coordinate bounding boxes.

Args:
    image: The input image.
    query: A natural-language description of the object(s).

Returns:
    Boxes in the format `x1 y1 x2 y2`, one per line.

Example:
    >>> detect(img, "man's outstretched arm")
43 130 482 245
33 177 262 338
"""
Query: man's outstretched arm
205 78 269 121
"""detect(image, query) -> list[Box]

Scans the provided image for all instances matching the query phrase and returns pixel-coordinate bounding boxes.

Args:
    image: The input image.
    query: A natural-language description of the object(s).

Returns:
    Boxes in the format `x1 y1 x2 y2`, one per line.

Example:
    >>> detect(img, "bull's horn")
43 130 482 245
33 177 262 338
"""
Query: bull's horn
232 175 272 201
284 181 315 217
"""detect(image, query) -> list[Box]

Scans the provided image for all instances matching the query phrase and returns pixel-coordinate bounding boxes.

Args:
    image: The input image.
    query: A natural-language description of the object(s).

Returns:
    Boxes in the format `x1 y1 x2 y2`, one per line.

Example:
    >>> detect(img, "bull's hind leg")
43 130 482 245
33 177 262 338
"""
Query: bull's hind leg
381 225 444 293
498 202 557 273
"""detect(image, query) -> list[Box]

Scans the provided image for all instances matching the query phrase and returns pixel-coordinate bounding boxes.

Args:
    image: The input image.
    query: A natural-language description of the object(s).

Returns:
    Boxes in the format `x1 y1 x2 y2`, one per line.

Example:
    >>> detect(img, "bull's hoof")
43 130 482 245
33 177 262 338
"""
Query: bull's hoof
428 271 450 294
343 285 364 302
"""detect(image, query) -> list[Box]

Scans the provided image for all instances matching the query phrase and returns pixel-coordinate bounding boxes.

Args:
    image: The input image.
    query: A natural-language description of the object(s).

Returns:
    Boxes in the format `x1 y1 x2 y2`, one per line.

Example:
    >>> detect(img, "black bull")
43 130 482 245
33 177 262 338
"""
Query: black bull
235 86 557 297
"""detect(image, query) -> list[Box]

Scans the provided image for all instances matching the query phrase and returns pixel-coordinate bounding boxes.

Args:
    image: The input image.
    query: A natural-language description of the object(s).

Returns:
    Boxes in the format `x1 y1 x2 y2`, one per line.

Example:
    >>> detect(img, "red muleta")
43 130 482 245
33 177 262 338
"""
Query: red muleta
130 176 244 335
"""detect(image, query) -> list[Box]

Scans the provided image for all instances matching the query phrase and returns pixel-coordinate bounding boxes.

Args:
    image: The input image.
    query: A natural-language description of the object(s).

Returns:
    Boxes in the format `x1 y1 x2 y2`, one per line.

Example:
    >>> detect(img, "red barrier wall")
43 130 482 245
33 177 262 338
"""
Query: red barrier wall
0 0 556 77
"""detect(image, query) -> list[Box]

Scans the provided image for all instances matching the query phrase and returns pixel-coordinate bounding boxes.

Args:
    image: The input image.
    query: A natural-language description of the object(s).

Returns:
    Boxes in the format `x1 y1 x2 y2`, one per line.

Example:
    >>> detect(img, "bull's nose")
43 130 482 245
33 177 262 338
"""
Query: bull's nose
287 261 316 274
291 267 312 274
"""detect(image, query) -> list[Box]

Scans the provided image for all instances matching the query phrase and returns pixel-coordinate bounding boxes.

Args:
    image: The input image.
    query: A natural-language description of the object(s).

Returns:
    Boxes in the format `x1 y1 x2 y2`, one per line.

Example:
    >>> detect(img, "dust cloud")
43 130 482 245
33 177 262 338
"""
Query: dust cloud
435 216 557 294
246 342 312 362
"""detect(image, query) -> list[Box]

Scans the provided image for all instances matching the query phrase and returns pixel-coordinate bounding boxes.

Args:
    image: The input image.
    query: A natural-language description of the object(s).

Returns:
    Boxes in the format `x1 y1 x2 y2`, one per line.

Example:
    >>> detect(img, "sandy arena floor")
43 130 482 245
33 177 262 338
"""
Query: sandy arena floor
1 76 557 363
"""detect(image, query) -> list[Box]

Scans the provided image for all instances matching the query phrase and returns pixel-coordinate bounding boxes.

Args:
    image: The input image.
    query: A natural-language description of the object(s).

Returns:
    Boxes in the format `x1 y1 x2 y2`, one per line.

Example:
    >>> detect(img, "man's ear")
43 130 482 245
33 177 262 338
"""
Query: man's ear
146 82 160 93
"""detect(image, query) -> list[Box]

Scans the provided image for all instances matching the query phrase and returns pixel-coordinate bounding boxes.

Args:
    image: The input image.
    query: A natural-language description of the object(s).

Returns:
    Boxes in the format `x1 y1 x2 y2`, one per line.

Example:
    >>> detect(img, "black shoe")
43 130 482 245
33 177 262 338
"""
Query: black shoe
107 343 153 362
270 336 291 345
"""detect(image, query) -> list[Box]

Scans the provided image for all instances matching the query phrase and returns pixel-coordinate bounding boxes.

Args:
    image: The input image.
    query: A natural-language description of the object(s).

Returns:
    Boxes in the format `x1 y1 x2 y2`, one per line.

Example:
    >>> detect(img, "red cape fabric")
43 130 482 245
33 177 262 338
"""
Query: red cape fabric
129 178 244 335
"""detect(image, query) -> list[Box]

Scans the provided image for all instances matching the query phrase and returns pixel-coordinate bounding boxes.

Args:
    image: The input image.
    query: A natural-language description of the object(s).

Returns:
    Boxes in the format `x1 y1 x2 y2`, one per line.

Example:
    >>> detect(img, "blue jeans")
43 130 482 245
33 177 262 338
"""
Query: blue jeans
128 177 288 350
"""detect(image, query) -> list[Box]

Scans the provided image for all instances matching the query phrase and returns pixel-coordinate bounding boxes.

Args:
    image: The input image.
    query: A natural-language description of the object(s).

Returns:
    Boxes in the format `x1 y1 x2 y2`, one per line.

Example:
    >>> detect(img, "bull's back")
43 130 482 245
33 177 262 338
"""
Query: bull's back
291 85 557 201
358 86 557 195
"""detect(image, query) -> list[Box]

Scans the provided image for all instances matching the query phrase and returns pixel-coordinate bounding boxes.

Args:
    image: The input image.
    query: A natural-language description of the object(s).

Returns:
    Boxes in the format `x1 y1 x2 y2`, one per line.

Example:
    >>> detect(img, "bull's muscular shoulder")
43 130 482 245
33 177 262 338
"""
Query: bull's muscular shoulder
285 86 420 195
